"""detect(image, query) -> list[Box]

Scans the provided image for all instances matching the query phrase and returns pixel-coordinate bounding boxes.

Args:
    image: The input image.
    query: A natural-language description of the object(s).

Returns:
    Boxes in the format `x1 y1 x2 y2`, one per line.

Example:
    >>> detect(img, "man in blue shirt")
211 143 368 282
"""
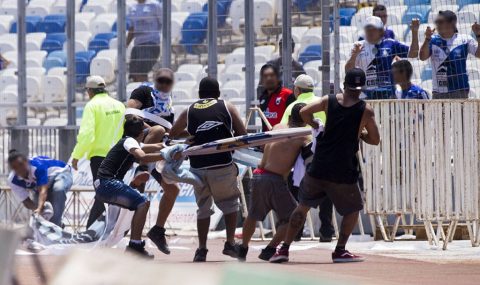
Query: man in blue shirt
358 5 395 41
392 59 429 99
7 151 73 226
346 16 420 99
127 0 162 82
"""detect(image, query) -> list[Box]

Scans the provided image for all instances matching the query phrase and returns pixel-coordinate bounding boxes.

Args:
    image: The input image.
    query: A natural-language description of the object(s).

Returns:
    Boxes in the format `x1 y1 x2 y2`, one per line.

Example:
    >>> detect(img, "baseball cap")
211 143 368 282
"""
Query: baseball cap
344 68 366 91
437 10 457 22
85 75 106 89
364 16 384 29
294 74 314 90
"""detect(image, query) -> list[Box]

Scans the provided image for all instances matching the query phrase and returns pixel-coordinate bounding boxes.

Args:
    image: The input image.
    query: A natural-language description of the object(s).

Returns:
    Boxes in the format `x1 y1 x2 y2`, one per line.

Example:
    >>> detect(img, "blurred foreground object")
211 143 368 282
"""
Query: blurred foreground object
0 228 19 285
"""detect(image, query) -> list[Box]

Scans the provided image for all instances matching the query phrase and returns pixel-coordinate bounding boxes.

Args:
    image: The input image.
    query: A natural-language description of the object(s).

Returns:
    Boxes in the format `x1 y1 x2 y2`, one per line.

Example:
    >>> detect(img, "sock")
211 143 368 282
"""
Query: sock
280 243 290 250
335 245 345 252
130 239 143 245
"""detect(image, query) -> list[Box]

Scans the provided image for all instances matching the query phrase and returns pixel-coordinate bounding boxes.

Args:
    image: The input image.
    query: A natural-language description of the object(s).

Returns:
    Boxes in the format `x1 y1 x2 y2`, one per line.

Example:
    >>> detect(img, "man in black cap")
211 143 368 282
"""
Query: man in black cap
169 77 247 262
270 68 380 264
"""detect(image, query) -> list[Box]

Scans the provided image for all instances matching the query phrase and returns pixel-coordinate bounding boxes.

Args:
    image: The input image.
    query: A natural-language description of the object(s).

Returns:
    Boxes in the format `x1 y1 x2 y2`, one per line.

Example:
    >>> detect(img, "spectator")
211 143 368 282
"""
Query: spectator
0 53 10 70
358 5 395 41
392 59 429 99
267 38 306 84
280 74 325 125
346 16 420 99
419 10 480 99
71 76 126 228
257 64 296 131
127 0 162 82
7 150 73 227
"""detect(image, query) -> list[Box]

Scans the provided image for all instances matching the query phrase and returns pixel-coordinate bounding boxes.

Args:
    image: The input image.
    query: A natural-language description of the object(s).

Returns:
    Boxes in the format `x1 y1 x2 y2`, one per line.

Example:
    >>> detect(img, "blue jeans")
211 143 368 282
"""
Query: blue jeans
95 178 148 211
34 169 73 226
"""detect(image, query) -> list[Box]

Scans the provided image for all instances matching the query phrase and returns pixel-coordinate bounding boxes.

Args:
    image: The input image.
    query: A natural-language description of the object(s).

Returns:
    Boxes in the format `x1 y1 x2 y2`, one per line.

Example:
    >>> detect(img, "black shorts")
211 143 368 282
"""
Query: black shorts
299 174 363 216
129 42 160 76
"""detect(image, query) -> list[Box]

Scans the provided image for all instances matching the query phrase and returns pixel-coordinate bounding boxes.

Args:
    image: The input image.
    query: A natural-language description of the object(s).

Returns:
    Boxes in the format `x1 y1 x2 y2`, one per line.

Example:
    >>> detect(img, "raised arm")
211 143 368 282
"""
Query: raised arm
345 43 363 72
299 97 327 129
408 18 420 58
226 102 247 136
419 26 435 61
169 109 188 139
359 104 380 145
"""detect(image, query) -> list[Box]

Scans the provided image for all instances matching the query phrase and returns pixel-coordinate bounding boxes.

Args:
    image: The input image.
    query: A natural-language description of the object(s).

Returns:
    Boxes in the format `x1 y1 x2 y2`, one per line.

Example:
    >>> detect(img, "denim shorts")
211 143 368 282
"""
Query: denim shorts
95 179 148 211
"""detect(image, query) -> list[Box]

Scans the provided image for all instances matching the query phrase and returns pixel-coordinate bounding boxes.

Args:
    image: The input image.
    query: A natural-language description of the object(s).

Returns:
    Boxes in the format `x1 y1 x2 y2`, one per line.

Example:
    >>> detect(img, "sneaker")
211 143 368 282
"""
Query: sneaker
235 244 248 262
125 241 154 259
130 171 150 188
332 249 365 263
147 226 170 255
222 241 239 258
193 248 208 262
258 246 276 261
269 247 289 263
319 233 333 243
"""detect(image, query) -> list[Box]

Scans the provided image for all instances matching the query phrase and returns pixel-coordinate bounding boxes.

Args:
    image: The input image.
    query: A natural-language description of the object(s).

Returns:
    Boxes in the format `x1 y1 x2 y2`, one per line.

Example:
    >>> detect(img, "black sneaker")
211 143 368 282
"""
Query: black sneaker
222 241 239 258
235 244 248 262
193 248 208 262
125 241 154 259
147 226 170 255
319 233 333 243
258 246 277 261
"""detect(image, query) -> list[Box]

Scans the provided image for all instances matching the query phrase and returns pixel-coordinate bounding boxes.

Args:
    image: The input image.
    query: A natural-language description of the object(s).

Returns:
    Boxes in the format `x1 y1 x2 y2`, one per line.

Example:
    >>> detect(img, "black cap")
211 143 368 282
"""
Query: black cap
438 10 457 22
199 77 220 98
344 68 366 91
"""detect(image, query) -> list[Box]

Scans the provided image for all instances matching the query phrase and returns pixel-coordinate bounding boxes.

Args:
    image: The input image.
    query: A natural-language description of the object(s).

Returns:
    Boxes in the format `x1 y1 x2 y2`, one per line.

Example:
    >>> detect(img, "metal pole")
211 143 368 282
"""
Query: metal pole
162 0 172 68
321 0 331 96
333 0 340 94
16 0 27 126
281 0 293 89
244 0 255 120
207 0 218 79
117 0 127 101
66 0 76 125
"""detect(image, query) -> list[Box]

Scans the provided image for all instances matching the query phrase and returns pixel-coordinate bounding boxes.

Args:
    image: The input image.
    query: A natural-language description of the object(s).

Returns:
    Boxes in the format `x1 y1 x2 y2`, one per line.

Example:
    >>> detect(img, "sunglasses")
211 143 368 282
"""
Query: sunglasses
435 19 449 25
156 77 173 85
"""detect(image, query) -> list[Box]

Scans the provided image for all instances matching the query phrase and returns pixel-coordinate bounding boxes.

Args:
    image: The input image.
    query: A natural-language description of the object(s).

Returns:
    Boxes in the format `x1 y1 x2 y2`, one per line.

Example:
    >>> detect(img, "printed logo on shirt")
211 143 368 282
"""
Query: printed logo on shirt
196 121 223 132
194 100 217 109
275 97 282 105
105 110 121 116
264 110 278 119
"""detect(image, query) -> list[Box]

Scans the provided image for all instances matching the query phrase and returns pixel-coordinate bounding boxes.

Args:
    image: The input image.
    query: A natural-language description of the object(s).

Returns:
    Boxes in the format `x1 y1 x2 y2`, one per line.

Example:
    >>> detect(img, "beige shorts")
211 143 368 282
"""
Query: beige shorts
190 163 240 219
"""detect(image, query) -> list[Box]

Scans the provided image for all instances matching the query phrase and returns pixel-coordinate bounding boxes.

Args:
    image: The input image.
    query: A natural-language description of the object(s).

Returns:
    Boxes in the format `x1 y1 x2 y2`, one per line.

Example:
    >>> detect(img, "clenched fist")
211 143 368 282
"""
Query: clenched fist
410 18 420 33
424 26 436 41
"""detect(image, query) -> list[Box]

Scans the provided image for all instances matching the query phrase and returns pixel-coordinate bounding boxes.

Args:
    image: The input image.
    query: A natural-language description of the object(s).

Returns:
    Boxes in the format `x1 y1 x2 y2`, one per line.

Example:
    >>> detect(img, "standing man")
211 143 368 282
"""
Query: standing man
358 5 395 41
258 64 296 131
270 68 380 263
236 103 311 262
346 16 420 99
392 59 429 99
127 0 162 82
127 68 178 255
419 10 480 99
71 76 125 229
169 77 247 262
267 38 306 84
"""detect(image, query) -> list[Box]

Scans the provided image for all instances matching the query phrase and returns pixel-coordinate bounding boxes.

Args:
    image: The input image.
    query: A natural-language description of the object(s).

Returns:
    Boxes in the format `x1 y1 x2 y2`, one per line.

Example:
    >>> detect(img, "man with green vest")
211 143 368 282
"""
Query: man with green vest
280 74 326 125
71 76 126 228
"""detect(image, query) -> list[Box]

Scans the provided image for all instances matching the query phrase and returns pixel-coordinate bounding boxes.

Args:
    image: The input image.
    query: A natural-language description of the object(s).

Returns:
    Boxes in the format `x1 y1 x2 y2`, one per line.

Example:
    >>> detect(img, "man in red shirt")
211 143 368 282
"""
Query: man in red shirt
258 64 296 131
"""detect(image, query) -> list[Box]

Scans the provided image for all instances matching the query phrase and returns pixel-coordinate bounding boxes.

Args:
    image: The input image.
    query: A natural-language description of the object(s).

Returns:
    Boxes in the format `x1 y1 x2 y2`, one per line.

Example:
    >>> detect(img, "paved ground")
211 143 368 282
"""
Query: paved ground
13 238 480 285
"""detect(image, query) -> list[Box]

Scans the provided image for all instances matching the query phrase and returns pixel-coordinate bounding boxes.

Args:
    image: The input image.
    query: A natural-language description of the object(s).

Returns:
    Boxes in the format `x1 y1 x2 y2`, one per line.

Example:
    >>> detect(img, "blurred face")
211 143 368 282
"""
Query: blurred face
261 68 280 91
435 16 455 36
374 10 388 26
392 66 408 84
10 157 29 178
294 86 301 97
364 26 384 43
154 76 174 93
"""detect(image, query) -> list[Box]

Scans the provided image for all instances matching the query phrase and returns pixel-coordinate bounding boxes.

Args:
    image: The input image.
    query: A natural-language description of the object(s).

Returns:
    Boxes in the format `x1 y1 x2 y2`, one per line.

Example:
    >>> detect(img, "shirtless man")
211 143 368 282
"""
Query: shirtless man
235 103 311 262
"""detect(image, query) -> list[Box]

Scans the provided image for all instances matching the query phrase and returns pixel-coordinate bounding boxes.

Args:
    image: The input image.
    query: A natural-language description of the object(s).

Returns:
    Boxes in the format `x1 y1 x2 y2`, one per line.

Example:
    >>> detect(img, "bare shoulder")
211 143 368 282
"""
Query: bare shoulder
272 124 288 130
364 103 375 116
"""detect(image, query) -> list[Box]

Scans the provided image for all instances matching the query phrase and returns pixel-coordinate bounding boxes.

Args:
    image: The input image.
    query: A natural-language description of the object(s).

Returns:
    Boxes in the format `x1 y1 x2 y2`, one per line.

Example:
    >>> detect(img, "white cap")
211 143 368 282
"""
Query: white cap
294 74 315 90
364 16 384 29
85 75 106 88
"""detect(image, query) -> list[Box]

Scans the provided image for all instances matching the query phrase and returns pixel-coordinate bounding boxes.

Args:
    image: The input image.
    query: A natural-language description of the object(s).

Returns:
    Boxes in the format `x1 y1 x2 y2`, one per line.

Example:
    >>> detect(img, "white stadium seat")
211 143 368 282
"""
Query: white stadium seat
0 15 14 34
26 4 52 18
47 67 67 76
26 50 47 68
0 4 18 17
0 68 17 91
175 72 197 83
457 10 478 24
172 89 192 101
43 117 67 126
26 32 47 51
378 0 404 6
28 67 46 76
253 0 276 36
177 64 204 79
291 26 309 45
83 0 114 15
172 12 190 44
225 53 245 66
351 7 374 28
90 13 117 35
388 5 407 26
43 75 66 102
175 80 197 94
229 0 245 35
76 13 96 32
301 27 322 48
388 24 409 42
180 0 207 14
50 0 82 14
90 56 116 84
3 51 17 68
221 80 245 100
0 33 17 53
27 75 43 100
67 31 93 52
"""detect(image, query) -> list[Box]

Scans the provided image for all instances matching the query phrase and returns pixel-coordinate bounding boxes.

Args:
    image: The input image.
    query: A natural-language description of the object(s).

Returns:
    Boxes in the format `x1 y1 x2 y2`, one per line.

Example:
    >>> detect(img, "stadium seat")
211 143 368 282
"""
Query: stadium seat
75 50 96 84
180 12 208 54
457 10 478 23
292 26 309 44
68 31 93 52
28 67 46 76
388 24 409 42
0 33 17 52
175 80 197 94
221 80 245 100
172 12 190 44
47 66 67 76
111 20 131 33
26 32 47 51
172 89 192 101
404 0 430 5
378 0 404 5
293 0 320 14
41 33 67 53
43 117 67 126
458 0 480 9
26 50 47 68
0 15 14 34
301 27 322 50
90 56 116 84
175 72 197 83
26 3 52 18
338 7 357 26
10 15 42 33
75 12 96 32
3 50 17 67
88 39 109 54
0 3 17 18
402 5 431 24
181 0 207 14
457 23 474 36
82 0 114 15
0 68 17 91
44 50 67 71
202 1 228 26
27 75 44 100
229 0 245 35
388 5 408 25
299 45 322 65
90 13 117 35
253 0 276 36
37 14 66 34
177 64 204 79
351 7 374 28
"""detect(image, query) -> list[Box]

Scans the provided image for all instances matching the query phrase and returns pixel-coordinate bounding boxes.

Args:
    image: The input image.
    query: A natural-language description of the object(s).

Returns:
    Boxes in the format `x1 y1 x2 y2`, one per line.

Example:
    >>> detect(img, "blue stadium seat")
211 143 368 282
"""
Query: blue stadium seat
458 0 480 8
94 32 117 42
421 67 432 81
75 51 96 84
339 8 357 26
88 39 109 53
43 50 67 70
299 45 322 65
37 14 66 33
404 0 431 6
402 5 431 24
202 2 228 26
41 33 67 53
293 0 320 14
10 16 42 33
180 12 208 54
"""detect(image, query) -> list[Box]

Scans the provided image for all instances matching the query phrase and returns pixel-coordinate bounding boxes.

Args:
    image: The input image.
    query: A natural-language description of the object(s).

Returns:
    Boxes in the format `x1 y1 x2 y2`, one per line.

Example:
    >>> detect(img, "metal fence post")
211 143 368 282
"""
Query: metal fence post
162 0 172 68
333 0 340 94
66 0 76 125
321 0 331 96
207 0 218 79
244 0 255 121
281 0 293 89
117 0 127 101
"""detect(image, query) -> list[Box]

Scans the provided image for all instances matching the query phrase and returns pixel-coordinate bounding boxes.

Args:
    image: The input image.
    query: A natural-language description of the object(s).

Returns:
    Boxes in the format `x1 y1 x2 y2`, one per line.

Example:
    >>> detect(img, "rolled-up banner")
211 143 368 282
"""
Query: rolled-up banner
125 108 173 129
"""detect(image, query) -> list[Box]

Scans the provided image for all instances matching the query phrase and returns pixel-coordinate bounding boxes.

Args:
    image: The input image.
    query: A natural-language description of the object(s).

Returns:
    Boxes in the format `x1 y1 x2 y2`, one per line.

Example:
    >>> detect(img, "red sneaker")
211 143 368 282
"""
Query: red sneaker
130 171 150 188
269 247 289 263
332 250 365 263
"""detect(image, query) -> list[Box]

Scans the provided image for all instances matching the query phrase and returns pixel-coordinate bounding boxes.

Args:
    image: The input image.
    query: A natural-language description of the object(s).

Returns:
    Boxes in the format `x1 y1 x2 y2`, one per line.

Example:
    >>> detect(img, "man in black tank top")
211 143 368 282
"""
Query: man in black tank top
170 77 247 262
270 68 380 264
